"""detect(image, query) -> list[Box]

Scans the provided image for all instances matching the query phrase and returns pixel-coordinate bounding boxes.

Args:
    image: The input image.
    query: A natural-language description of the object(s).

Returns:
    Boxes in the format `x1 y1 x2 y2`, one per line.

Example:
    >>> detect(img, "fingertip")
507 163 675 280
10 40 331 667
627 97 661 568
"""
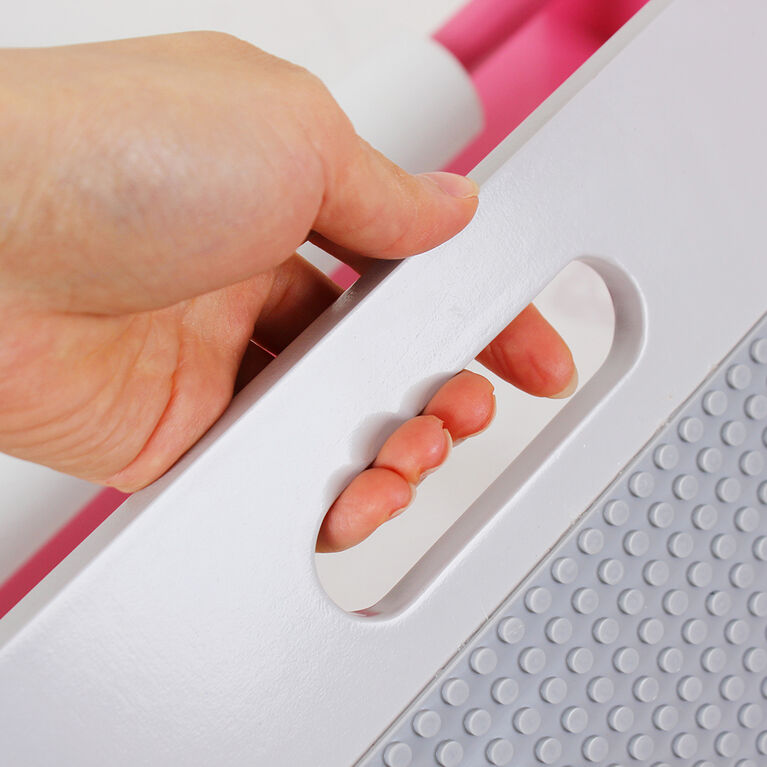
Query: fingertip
316 467 414 553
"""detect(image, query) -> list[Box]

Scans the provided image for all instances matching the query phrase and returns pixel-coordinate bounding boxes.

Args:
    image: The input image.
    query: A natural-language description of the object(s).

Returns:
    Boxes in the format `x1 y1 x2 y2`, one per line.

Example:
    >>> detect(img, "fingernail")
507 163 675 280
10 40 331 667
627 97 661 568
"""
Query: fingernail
452 396 497 447
418 171 479 199
418 429 453 482
550 367 579 399
388 483 417 520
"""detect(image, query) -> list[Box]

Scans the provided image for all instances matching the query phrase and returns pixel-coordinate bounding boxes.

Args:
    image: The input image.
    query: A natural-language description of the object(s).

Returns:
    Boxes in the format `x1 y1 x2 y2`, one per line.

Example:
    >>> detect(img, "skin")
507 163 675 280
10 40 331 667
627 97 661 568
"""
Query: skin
0 32 576 553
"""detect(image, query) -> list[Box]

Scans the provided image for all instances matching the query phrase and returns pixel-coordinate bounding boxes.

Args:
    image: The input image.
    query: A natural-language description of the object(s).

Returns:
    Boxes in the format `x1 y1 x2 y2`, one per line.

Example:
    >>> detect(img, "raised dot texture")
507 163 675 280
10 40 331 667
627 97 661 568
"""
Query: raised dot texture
551 557 578 584
688 561 713 587
539 677 566 704
674 474 698 500
706 591 732 616
573 588 599 614
587 676 614 703
463 708 491 736
698 447 723 473
715 731 740 757
721 675 746 701
383 743 412 767
535 737 562 765
513 707 540 735
725 619 750 644
745 394 767 420
525 587 552 614
730 563 755 589
673 540 696 576
412 711 441 738
663 590 689 616
702 647 727 673
654 444 679 470
497 617 524 644
639 618 665 645
744 647 767 672
603 500 630 526
519 648 546 675
739 703 763 728
680 417 704 442
711 534 736 559
653 704 679 731
649 502 674 528
485 739 513 766
624 529 650 556
435 740 463 767
582 736 609 762
658 647 684 673
598 559 624 585
485 738 514 767
491 678 518 706
692 504 717 530
579 528 604 555
735 506 760 532
751 338 767 363
678 675 703 702
722 420 747 446
741 451 764 476
704 390 728 415
683 619 708 644
696 704 722 729
470 648 497 675
619 588 645 615
634 676 660 703
545 617 572 645
441 679 469 706
614 647 640 674
727 364 752 389
567 647 593 674
593 618 619 644
749 592 767 616
561 706 588 733
644 560 670 586
608 705 634 732
672 733 698 759
629 472 654 498
628 734 654 760
717 477 742 503
366 321 767 767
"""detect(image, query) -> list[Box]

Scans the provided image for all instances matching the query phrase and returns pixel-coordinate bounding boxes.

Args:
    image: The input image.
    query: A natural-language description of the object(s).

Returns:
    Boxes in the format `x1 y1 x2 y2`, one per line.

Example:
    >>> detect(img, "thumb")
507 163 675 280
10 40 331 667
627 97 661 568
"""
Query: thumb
309 130 479 262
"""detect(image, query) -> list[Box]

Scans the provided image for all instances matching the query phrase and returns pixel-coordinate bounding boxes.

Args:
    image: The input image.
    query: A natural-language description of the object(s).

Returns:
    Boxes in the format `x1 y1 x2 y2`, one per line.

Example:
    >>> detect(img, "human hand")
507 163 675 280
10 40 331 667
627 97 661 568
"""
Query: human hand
0 32 575 552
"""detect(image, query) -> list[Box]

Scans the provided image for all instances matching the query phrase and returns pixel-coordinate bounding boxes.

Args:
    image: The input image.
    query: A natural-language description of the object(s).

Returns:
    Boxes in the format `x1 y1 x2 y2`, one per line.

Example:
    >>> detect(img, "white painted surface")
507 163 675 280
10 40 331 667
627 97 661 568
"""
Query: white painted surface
3 2 765 765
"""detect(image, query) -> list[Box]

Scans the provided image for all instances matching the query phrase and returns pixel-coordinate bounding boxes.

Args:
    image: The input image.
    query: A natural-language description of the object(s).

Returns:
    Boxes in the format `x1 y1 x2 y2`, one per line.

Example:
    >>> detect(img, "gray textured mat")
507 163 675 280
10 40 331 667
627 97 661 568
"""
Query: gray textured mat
360 315 767 767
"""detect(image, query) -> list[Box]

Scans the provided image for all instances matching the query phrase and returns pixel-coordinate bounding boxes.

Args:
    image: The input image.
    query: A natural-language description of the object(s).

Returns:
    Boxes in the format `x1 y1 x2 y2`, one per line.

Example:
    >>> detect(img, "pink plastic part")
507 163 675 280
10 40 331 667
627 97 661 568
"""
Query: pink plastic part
434 0 550 71
443 0 650 174
0 488 128 618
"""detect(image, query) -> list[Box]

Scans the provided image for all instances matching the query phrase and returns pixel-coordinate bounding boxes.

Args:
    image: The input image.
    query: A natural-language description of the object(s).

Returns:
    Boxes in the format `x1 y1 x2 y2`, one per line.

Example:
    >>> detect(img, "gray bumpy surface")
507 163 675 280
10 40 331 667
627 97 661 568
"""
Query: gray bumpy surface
359 315 767 767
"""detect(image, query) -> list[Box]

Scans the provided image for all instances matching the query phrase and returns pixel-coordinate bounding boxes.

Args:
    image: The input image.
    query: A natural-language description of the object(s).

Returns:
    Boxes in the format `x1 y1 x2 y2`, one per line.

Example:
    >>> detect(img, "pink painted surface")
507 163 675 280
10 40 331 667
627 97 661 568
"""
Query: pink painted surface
0 488 128 618
0 0 649 617
434 0 549 71
443 0 650 174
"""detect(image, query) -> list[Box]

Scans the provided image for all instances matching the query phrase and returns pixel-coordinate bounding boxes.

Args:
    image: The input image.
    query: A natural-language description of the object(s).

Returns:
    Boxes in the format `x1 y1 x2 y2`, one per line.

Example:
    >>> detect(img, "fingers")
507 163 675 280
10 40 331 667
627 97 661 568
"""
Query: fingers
316 468 414 553
477 304 577 398
317 373 496 553
317 416 452 553
422 370 496 443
